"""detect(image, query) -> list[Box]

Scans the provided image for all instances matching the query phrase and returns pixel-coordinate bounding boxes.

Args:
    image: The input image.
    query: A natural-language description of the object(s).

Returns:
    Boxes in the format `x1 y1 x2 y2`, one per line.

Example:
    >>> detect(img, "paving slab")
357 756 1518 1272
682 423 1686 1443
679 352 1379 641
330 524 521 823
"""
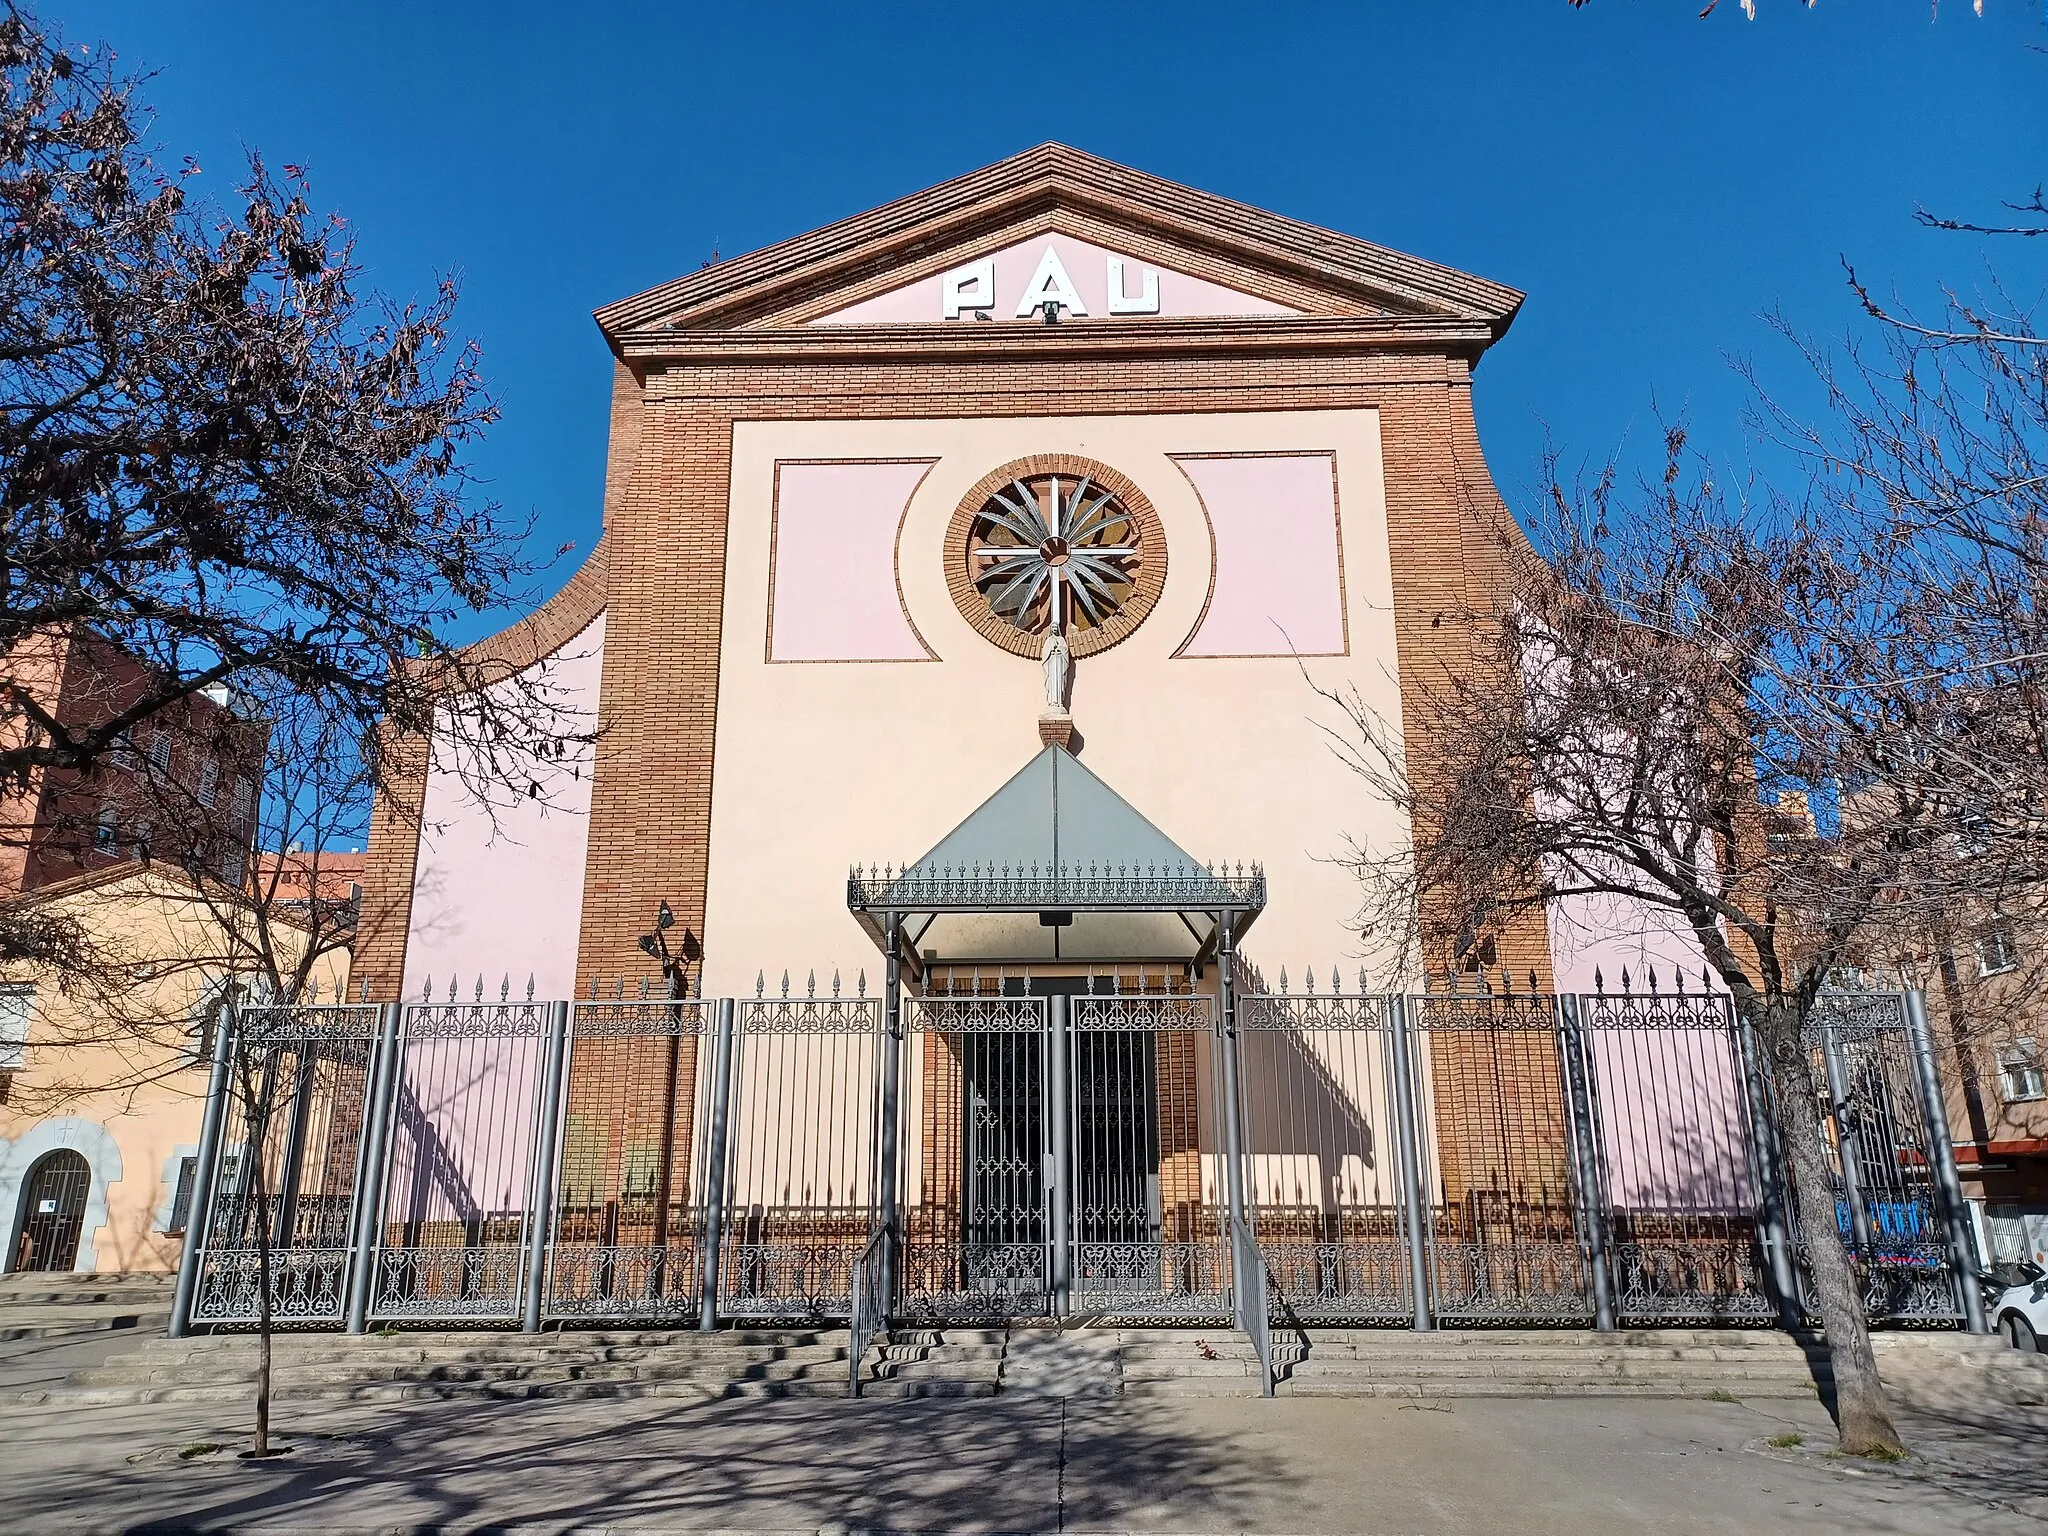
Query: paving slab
0 1380 2042 1534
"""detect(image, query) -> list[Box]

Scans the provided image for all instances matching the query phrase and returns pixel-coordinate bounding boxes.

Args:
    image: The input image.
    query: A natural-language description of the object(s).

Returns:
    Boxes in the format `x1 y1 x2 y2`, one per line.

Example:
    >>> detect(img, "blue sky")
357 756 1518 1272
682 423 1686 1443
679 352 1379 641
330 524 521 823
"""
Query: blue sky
54 2 2048 637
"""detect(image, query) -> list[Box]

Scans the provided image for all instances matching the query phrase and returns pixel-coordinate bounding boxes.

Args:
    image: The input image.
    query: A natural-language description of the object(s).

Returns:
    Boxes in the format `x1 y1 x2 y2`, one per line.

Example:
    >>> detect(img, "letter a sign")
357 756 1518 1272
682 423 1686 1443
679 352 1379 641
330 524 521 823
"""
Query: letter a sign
1013 248 1088 318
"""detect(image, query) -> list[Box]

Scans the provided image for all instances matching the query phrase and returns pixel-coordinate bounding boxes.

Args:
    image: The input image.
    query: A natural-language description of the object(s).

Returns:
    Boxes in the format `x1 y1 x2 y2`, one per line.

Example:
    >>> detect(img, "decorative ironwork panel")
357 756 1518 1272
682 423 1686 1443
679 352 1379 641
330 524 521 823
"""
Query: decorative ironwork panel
402 999 554 1039
913 996 1048 1034
1239 991 1393 1032
374 1242 527 1319
739 996 881 1036
192 1246 355 1326
1410 992 1564 1031
569 998 713 1038
1257 1239 1414 1324
1579 991 1736 1032
848 860 1265 914
1072 994 1214 1032
1073 1239 1232 1321
1611 1234 1776 1323
1428 1236 1592 1322
546 1242 701 1321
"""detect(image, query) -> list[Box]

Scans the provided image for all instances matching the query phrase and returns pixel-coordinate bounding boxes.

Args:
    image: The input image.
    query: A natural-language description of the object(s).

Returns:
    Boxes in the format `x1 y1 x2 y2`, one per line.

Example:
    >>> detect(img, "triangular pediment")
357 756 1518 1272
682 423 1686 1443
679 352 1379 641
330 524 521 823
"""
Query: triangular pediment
595 144 1522 346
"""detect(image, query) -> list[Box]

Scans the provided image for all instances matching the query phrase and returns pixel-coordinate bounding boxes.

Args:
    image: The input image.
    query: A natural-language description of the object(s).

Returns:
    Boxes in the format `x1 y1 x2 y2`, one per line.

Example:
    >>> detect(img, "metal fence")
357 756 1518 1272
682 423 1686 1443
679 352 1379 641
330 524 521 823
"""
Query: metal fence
173 974 1982 1341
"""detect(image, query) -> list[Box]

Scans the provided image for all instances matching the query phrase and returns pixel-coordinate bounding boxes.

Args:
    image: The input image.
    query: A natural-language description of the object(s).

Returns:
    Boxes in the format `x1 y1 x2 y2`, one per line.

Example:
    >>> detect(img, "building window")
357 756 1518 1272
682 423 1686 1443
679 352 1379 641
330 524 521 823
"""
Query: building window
93 804 118 851
111 731 139 771
219 847 244 889
1977 924 2019 977
1999 1039 2046 1104
165 1156 199 1235
148 733 172 774
0 984 33 1069
231 776 254 822
196 759 218 809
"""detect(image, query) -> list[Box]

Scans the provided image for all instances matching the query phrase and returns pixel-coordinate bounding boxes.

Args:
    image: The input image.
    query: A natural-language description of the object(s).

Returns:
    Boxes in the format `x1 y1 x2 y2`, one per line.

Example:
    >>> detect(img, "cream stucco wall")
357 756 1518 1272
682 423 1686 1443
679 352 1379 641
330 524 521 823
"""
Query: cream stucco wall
0 869 351 1273
701 409 1409 997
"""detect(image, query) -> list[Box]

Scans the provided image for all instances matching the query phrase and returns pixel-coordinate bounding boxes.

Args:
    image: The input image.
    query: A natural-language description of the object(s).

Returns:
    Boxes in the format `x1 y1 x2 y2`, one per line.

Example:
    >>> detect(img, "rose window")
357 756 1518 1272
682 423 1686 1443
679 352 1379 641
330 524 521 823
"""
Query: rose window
967 474 1143 639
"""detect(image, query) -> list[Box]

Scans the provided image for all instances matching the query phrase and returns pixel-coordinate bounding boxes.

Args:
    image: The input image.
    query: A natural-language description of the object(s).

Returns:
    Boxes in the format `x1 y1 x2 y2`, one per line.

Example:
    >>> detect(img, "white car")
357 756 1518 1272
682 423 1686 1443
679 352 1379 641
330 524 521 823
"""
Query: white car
1992 1262 2048 1352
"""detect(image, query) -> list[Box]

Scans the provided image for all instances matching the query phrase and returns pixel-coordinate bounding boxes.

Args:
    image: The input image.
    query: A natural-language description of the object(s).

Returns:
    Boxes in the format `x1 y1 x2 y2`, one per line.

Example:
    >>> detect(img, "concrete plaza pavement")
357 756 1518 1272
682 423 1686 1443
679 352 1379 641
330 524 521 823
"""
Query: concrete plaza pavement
1 1370 2044 1536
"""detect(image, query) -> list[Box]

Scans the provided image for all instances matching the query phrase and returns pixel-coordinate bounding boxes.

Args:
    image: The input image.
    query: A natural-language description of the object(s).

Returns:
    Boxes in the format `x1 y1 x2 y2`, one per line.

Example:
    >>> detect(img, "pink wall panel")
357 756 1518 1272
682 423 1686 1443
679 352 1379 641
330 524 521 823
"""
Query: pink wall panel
769 460 934 662
402 614 604 1002
812 233 1299 325
1176 454 1346 657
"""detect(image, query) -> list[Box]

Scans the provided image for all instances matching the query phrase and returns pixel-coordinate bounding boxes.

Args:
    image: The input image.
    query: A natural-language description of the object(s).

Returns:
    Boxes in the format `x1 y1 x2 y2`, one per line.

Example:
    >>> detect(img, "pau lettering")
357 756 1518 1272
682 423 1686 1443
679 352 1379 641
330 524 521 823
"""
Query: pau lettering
940 246 1161 320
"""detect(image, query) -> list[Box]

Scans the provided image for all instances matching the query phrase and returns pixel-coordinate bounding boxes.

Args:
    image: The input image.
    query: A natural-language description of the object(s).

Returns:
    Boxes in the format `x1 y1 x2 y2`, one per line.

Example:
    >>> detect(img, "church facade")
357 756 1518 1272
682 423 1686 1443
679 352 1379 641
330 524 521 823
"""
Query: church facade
170 147 1964 1341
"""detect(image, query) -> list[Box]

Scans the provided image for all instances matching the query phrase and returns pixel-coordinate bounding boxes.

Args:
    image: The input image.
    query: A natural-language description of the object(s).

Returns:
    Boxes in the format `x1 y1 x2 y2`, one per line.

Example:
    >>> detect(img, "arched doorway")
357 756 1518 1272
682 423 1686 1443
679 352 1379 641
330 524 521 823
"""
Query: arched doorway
9 1149 91 1272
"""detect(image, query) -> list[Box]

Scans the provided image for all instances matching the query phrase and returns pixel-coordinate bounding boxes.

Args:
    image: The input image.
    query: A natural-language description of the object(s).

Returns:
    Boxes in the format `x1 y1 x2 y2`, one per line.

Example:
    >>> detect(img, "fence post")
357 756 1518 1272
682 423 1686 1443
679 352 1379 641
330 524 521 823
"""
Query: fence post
1557 993 1617 1331
1902 988 1988 1333
345 1003 403 1336
168 1007 238 1338
698 996 738 1332
1387 994 1434 1332
1216 912 1255 1336
521 1000 571 1335
1820 1019 1875 1256
878 914 904 1315
1047 992 1072 1318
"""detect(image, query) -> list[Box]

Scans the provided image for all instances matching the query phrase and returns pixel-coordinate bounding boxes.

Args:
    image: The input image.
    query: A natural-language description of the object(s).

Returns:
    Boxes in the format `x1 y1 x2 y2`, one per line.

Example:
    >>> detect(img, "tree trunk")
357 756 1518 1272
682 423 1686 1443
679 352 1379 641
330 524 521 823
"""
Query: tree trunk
236 1046 275 1458
1754 999 1904 1456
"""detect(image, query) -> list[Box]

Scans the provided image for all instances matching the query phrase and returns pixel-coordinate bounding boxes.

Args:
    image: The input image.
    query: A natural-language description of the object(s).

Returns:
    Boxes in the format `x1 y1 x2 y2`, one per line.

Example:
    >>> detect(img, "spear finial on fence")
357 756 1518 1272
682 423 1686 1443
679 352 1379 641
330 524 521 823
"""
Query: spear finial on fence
1648 964 1660 995
500 973 510 1003
807 969 816 998
756 970 765 999
447 975 458 1003
1593 966 1604 995
1619 966 1632 996
832 969 841 998
781 969 791 998
1278 967 1289 995
1529 970 1539 995
1359 966 1371 995
638 976 650 1000
858 969 867 998
1702 965 1713 993
526 974 536 1002
474 976 484 1003
308 976 321 1004
360 978 370 1004
613 975 624 1001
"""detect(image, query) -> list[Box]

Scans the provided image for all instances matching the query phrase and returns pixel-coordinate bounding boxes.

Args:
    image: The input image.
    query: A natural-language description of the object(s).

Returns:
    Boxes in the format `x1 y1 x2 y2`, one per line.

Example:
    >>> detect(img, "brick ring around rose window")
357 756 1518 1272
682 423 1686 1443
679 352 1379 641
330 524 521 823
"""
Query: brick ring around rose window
943 456 1166 660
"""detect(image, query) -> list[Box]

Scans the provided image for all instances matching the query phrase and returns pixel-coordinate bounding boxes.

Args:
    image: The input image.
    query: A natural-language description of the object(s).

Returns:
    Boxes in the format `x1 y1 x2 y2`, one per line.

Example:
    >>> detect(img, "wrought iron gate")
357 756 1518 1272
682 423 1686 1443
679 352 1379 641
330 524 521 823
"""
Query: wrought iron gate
544 995 717 1324
1238 980 1416 1324
369 995 554 1323
192 1000 382 1325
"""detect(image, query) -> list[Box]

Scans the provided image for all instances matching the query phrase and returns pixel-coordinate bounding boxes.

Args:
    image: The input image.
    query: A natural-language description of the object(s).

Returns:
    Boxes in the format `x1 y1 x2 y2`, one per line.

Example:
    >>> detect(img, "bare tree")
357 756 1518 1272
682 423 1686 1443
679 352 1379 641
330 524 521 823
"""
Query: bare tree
0 2 563 974
1323 421 2046 1453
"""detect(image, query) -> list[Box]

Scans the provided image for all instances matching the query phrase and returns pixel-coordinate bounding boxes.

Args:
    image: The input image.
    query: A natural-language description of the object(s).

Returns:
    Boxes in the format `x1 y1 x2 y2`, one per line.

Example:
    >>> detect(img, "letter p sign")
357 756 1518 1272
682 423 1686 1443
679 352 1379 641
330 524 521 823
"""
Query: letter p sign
941 259 996 320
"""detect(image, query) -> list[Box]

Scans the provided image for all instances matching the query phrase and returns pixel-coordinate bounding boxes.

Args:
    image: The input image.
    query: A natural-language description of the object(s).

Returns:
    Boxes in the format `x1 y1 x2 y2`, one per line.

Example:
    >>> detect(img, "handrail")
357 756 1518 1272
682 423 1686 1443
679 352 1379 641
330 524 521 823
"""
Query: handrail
1231 1215 1274 1398
847 1223 890 1399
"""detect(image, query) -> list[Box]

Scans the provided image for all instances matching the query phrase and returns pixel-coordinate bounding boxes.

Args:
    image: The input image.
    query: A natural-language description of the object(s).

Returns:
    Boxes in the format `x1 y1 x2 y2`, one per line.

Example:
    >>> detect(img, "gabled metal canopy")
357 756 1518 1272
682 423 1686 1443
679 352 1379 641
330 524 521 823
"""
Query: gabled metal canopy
848 745 1264 965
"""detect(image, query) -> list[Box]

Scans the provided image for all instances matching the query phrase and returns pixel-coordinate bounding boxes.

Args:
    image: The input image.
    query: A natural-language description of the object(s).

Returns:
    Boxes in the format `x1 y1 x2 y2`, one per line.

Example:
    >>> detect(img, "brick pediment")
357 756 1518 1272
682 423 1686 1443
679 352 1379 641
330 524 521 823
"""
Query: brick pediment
596 144 1522 352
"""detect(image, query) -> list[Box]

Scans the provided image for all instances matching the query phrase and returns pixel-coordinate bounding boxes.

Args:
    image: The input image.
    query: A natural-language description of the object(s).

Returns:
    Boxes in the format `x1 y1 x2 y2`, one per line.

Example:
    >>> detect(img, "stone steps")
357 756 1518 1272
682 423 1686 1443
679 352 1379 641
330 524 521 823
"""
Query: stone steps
22 1317 2044 1407
0 1273 175 1341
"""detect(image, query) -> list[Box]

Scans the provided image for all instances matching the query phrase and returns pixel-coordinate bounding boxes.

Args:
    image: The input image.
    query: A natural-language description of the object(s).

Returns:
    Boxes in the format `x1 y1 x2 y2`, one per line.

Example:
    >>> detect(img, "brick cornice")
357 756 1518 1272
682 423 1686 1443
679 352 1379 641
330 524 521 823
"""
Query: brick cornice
617 315 1500 367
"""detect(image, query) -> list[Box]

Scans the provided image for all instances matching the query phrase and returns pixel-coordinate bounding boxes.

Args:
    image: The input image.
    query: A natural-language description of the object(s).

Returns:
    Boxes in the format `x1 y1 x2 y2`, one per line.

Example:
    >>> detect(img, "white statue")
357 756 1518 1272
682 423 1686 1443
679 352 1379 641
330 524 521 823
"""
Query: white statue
1041 627 1072 714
